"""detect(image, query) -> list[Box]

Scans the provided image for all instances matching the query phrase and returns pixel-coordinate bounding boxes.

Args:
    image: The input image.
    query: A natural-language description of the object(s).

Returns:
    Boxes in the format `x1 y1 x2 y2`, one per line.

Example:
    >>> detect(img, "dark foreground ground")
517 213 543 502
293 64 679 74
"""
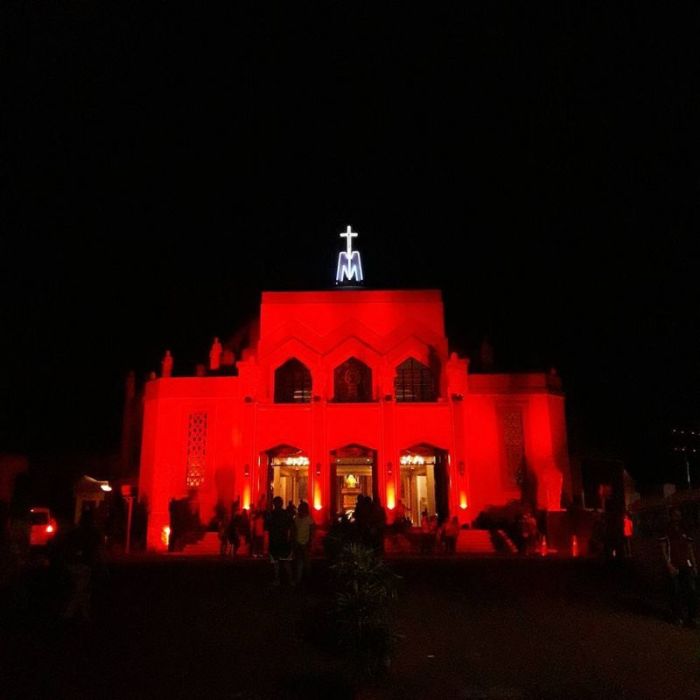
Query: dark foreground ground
1 554 699 700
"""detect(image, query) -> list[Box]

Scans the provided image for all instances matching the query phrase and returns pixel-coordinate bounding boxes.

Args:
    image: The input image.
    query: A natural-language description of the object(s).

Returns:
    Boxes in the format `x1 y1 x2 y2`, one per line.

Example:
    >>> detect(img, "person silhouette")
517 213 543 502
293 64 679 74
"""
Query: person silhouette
55 508 103 623
265 496 293 586
659 508 698 627
293 501 315 584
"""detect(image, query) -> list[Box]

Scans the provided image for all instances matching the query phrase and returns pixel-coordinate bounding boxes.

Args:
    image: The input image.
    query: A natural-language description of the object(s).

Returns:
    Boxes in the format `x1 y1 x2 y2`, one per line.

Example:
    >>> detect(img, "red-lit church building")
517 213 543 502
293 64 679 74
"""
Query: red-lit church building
139 276 571 551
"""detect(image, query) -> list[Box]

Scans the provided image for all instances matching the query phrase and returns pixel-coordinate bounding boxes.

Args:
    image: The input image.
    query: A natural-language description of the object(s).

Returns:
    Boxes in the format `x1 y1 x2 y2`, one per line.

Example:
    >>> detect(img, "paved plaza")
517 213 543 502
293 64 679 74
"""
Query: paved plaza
2 555 698 699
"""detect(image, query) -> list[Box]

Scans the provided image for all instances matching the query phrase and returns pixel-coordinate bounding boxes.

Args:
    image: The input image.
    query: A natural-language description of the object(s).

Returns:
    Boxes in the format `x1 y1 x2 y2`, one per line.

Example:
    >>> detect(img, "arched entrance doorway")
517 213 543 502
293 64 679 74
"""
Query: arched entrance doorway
330 444 377 517
264 445 310 509
399 444 449 525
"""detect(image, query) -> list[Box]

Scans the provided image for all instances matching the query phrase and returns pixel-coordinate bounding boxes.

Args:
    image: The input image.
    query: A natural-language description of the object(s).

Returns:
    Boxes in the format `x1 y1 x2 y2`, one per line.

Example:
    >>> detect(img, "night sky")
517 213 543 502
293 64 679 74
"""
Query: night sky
1 3 699 488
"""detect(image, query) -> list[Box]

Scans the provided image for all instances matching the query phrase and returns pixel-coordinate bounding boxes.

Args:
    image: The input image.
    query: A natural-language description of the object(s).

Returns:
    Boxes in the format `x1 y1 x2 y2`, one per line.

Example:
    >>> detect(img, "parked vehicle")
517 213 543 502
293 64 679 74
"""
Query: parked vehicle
29 507 58 546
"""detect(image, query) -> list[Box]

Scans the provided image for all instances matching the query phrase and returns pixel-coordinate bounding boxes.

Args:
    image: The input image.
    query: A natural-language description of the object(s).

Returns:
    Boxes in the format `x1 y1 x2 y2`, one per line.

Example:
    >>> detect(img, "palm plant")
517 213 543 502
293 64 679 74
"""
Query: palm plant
331 542 401 678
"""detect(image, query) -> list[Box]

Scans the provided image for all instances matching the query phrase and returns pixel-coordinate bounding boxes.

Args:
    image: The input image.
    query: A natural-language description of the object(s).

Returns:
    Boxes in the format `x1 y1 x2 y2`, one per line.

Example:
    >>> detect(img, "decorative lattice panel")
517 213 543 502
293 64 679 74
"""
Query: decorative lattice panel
501 406 524 487
186 412 208 488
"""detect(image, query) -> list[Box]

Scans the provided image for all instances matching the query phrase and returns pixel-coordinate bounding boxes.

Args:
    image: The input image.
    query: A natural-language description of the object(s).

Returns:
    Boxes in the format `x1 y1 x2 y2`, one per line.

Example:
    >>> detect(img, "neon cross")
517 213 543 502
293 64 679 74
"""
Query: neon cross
340 225 357 256
336 225 364 284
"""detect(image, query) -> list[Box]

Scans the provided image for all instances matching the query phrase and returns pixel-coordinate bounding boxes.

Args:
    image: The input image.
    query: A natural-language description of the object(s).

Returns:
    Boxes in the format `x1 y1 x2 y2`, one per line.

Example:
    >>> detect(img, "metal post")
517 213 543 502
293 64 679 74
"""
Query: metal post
125 496 134 554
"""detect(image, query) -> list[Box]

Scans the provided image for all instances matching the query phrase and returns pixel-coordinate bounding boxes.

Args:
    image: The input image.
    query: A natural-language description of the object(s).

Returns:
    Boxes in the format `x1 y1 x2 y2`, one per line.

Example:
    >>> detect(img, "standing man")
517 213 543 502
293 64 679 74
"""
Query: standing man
293 501 315 585
265 496 293 586
659 507 697 627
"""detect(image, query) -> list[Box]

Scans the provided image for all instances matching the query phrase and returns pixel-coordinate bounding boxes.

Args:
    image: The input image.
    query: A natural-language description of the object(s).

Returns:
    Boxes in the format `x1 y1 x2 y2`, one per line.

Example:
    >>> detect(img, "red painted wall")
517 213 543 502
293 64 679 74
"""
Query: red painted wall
139 290 570 550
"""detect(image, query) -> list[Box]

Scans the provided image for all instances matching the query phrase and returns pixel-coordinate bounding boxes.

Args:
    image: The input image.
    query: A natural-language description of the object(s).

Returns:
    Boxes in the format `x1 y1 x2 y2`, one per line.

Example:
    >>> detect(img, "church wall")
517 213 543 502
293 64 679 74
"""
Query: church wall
463 384 570 516
139 290 571 550
140 377 244 550
523 393 568 510
464 394 518 518
259 290 446 340
548 394 571 502
140 395 186 549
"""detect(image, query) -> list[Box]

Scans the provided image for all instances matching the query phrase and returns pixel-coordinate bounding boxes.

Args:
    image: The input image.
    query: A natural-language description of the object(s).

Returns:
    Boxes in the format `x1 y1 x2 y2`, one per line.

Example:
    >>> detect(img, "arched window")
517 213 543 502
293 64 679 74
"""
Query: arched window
274 359 312 403
394 357 437 402
333 357 373 402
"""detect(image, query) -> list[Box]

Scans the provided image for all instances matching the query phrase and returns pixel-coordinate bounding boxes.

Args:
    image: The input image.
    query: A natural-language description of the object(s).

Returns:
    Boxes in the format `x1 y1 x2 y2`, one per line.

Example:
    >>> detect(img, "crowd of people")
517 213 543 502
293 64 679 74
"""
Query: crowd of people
205 495 318 586
2 482 698 630
201 492 470 582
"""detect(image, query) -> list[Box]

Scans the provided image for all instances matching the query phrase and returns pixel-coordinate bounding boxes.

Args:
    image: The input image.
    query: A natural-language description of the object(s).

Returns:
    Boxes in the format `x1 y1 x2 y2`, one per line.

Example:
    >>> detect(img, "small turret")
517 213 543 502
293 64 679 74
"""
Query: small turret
209 337 223 371
161 350 173 378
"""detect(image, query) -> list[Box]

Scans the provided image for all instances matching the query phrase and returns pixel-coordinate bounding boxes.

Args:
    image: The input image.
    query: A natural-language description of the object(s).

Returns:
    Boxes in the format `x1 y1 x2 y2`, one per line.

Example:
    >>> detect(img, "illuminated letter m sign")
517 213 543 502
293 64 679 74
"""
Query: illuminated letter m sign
336 226 364 285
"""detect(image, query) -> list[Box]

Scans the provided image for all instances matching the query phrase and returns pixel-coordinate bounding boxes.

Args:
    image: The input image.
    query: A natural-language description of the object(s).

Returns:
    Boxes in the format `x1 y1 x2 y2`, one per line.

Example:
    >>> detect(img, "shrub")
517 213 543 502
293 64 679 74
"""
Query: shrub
331 542 401 679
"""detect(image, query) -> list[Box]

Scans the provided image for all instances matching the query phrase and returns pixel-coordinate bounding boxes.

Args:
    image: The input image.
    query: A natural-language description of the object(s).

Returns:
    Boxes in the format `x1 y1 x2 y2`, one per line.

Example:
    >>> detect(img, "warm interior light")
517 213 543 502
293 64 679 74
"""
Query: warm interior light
313 482 322 510
242 484 251 511
100 483 112 492
400 454 425 466
162 526 171 548
45 525 54 533
459 492 468 509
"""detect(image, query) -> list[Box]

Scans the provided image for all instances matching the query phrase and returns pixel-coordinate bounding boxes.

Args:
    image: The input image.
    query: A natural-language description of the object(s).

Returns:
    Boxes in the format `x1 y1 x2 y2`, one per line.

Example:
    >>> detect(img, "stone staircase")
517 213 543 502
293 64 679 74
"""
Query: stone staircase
177 529 497 556
178 532 223 556
455 529 496 554
179 532 257 556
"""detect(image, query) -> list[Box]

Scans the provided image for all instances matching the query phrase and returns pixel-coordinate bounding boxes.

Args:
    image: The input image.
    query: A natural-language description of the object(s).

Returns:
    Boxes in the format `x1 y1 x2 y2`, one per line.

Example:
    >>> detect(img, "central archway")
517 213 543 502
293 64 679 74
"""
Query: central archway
330 444 377 517
264 444 310 510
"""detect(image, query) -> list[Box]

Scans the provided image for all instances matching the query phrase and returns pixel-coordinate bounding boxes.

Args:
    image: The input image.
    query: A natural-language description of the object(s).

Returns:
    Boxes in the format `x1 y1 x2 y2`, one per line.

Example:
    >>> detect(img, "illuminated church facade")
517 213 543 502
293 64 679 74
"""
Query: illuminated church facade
139 229 571 550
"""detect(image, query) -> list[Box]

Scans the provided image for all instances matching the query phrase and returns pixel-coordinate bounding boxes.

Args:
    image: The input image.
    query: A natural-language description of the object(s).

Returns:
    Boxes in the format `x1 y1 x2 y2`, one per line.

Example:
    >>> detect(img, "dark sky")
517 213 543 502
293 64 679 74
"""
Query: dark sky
1 3 699 487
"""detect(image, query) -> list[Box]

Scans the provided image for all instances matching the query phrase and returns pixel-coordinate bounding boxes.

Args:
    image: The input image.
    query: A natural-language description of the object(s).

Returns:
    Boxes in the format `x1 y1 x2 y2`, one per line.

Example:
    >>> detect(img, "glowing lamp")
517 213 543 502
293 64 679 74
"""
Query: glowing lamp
46 525 54 533
459 492 468 510
242 484 251 511
386 482 395 510
100 483 112 492
162 526 171 548
284 456 309 467
313 482 322 511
